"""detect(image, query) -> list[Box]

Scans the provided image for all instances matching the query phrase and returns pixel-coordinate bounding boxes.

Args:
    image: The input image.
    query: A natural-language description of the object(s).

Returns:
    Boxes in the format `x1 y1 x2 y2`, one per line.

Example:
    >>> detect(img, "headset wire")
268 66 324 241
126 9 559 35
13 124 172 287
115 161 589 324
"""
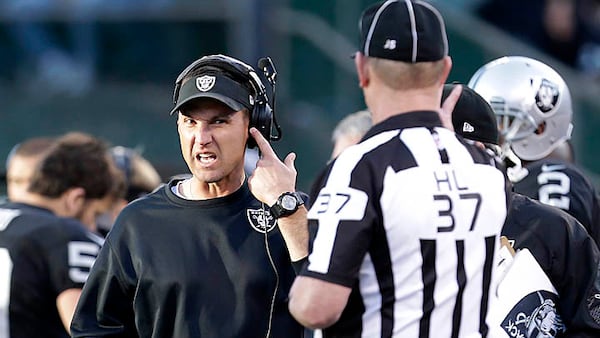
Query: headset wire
262 202 279 338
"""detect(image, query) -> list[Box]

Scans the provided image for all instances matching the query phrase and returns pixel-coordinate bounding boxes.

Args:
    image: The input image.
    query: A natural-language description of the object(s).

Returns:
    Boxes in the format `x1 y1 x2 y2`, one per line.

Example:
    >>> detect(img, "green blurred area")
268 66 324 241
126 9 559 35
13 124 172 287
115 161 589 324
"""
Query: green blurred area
0 1 598 196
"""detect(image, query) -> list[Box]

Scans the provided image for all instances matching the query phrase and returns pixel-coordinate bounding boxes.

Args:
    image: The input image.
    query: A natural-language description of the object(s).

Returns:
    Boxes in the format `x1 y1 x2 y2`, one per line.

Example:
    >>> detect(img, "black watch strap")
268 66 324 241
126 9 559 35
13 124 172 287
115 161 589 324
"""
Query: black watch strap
270 191 304 219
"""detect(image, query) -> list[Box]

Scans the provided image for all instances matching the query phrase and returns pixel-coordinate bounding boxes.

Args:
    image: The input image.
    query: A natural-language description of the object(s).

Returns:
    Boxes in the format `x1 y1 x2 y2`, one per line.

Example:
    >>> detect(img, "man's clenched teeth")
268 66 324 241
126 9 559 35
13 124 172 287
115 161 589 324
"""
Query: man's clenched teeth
196 153 216 164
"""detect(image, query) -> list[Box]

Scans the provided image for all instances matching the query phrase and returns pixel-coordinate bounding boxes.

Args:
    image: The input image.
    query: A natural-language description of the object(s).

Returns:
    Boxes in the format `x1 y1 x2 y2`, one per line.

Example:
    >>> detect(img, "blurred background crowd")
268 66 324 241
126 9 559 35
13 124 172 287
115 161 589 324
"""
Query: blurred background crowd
0 0 599 193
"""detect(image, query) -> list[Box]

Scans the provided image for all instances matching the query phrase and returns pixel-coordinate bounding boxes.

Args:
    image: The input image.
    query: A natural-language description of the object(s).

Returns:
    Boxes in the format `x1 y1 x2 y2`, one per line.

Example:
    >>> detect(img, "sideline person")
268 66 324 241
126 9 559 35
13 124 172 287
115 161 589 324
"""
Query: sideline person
288 1 510 337
4 136 55 202
0 132 115 337
71 54 308 337
443 83 600 337
468 55 600 245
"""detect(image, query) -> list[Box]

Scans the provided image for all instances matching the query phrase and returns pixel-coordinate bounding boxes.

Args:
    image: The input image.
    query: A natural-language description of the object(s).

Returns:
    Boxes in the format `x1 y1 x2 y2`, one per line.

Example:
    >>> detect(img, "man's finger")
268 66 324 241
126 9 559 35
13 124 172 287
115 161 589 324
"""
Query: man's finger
249 127 277 158
283 152 297 170
442 84 462 114
440 84 462 131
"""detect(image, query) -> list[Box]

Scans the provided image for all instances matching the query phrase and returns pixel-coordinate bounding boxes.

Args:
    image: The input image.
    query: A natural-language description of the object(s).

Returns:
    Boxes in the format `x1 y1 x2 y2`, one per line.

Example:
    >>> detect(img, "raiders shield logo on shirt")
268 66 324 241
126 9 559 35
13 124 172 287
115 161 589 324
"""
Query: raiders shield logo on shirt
246 208 277 233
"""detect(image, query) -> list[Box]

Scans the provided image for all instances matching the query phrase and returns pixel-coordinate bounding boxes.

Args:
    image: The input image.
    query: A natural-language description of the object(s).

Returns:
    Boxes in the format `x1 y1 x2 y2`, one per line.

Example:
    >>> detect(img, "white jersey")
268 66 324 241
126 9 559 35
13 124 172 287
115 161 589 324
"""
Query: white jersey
304 111 510 337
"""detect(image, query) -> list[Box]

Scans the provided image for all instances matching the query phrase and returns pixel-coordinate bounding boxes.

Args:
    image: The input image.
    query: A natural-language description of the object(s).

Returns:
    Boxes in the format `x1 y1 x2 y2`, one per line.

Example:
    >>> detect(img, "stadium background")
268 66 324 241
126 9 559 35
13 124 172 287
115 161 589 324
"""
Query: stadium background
0 0 598 194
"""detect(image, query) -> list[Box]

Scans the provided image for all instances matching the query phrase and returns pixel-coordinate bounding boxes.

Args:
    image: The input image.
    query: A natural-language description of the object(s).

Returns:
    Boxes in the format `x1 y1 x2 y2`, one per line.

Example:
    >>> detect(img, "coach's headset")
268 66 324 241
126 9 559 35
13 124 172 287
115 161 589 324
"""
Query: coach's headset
171 54 281 148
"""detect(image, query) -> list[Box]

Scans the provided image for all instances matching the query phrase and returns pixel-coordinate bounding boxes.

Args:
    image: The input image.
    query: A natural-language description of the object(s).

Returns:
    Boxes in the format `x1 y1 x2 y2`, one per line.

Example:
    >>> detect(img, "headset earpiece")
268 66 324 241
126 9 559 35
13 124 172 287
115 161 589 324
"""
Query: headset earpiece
248 100 273 149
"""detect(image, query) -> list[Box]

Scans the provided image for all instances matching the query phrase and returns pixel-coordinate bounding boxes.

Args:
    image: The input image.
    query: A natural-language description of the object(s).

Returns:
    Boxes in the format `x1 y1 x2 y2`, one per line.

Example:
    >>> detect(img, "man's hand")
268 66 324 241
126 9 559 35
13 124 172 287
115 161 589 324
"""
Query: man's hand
439 84 462 131
248 127 308 262
247 127 297 206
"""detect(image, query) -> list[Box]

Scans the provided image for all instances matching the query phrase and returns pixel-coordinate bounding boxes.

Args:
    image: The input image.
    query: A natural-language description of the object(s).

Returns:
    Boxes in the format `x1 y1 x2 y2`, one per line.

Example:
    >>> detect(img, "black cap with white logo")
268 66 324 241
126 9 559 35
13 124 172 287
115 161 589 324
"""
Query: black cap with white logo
359 0 448 63
170 72 254 115
442 84 499 145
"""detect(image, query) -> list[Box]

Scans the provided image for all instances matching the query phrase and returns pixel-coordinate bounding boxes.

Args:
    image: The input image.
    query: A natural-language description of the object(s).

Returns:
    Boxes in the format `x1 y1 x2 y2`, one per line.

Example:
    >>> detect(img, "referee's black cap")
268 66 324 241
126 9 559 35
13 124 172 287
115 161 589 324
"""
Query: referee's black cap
359 0 448 63
442 83 499 145
170 71 254 115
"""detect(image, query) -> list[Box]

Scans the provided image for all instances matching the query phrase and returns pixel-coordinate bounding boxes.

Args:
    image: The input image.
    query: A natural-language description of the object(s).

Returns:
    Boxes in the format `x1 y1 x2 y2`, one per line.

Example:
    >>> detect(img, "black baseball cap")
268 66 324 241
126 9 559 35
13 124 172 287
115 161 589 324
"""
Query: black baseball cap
359 0 448 63
442 83 499 145
170 70 254 115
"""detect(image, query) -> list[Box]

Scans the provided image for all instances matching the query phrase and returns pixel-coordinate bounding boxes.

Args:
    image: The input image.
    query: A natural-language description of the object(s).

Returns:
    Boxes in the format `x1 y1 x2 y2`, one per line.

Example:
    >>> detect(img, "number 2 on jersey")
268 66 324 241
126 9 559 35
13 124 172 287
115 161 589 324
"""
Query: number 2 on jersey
537 171 571 210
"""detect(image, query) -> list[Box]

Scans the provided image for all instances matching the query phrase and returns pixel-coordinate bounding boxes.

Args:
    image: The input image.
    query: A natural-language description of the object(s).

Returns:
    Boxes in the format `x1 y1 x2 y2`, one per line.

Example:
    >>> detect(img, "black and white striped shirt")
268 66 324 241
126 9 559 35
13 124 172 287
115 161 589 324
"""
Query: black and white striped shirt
304 111 509 338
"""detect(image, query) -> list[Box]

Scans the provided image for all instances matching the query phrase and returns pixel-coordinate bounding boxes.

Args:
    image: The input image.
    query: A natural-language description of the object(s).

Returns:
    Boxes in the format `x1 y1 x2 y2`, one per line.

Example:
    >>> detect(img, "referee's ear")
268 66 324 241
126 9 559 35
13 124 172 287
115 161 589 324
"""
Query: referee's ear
439 56 453 86
354 52 370 88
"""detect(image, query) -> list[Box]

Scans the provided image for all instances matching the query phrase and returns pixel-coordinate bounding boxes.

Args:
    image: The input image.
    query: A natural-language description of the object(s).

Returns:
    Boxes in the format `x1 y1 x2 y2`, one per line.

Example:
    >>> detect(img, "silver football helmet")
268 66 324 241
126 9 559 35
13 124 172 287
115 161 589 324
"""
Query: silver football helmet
467 56 573 161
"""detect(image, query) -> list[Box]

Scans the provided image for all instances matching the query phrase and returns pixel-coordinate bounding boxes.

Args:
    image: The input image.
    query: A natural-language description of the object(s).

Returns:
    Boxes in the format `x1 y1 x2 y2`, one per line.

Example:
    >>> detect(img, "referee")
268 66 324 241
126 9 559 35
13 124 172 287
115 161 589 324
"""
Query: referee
288 1 510 337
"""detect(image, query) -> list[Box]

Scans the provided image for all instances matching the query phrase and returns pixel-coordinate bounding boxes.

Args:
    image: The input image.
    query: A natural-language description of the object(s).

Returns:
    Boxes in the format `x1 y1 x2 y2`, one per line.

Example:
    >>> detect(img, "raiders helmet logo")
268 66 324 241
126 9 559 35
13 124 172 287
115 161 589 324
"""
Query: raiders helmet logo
246 208 277 233
196 75 216 92
535 79 559 113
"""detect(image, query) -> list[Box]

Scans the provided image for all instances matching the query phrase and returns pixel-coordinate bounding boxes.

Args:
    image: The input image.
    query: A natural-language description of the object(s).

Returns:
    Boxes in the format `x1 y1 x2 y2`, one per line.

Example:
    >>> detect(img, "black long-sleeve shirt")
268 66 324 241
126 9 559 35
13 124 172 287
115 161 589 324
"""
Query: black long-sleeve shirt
71 180 303 338
501 193 600 337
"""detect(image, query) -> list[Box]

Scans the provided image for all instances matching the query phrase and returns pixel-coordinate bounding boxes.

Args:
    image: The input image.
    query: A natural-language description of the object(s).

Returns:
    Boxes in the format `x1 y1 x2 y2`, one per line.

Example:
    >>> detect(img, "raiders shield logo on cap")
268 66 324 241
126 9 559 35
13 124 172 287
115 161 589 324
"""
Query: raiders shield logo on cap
196 75 216 92
247 208 277 233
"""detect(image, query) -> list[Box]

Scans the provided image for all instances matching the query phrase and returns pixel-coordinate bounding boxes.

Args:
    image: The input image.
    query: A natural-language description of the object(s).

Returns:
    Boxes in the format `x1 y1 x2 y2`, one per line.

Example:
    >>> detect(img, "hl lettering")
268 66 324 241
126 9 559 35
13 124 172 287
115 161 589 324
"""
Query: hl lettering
315 193 351 214
433 170 482 232
434 169 467 192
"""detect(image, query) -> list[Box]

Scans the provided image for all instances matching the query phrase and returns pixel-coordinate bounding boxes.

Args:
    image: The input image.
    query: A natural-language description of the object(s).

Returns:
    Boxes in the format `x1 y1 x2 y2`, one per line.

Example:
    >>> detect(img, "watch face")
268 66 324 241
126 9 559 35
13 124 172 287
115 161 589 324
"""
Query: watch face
281 195 297 210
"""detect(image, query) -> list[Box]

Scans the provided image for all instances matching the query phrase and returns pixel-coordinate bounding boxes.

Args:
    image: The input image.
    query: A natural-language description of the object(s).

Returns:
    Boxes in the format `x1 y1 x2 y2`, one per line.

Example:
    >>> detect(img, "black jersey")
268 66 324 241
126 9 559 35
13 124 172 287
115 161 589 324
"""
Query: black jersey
511 159 600 244
0 202 103 338
70 180 303 338
496 193 600 337
304 111 510 338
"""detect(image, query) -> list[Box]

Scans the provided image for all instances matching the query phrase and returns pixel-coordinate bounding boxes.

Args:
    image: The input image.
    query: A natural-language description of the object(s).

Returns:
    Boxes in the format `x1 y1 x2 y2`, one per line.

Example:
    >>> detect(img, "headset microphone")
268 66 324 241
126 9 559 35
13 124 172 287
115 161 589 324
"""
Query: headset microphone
258 57 277 87
258 57 281 142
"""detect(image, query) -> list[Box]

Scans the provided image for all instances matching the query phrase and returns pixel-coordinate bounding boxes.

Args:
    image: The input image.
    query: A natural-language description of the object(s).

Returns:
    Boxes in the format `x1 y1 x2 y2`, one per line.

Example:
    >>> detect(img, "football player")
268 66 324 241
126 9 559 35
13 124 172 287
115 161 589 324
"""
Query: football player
468 56 600 245
0 132 115 337
4 136 55 202
95 146 162 237
443 83 600 337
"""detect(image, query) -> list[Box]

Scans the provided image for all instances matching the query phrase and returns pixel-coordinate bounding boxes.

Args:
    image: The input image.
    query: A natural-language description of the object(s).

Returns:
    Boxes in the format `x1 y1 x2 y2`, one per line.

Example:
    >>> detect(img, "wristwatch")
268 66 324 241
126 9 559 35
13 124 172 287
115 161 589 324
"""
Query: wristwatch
270 192 304 219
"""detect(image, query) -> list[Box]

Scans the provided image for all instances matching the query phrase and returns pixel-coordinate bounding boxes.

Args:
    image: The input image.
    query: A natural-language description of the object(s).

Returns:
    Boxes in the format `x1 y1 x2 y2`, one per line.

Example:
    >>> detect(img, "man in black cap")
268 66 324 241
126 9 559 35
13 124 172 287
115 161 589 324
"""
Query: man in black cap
288 1 510 337
70 54 308 337
443 83 600 337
